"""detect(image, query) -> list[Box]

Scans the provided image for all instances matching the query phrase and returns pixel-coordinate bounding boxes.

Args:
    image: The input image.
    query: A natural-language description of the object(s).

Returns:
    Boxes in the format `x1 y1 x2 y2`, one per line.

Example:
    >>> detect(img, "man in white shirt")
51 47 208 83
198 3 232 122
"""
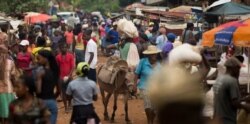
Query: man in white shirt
83 29 98 82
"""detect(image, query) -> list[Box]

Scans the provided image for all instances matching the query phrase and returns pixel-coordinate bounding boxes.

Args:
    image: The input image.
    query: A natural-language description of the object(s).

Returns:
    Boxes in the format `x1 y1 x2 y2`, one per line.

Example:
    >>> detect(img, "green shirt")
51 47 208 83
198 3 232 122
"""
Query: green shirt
119 42 131 61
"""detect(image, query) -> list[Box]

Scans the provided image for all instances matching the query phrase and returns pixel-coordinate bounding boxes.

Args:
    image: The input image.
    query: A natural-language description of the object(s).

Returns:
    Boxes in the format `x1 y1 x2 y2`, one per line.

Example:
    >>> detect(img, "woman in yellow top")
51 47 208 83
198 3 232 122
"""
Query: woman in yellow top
73 32 85 65
32 37 51 60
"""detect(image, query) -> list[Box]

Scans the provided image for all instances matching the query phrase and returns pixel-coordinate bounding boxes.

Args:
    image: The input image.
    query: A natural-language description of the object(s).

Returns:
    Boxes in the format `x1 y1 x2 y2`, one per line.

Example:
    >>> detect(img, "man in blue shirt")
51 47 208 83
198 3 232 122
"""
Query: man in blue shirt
107 23 119 44
135 45 161 124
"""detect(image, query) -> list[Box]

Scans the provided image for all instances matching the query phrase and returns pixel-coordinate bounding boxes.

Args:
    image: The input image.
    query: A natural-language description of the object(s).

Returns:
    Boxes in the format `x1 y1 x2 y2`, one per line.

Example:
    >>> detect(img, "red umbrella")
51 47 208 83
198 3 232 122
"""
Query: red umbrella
27 14 51 24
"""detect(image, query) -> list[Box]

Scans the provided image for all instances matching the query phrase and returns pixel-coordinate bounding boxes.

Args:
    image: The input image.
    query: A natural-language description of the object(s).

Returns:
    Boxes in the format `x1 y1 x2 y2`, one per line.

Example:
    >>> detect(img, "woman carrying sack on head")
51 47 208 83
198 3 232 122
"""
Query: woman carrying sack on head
107 19 140 69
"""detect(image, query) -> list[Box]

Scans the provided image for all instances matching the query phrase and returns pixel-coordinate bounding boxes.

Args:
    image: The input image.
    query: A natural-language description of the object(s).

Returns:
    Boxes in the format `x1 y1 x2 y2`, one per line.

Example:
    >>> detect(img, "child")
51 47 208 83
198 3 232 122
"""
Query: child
66 62 100 124
64 26 74 51
56 42 74 113
17 40 34 76
9 74 50 124
51 30 62 54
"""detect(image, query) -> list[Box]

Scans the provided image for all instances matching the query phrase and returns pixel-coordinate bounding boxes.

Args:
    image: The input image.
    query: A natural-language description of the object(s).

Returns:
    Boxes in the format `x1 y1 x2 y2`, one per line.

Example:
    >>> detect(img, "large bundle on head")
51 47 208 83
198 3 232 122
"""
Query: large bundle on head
117 18 138 38
168 44 202 66
148 66 204 108
148 65 204 124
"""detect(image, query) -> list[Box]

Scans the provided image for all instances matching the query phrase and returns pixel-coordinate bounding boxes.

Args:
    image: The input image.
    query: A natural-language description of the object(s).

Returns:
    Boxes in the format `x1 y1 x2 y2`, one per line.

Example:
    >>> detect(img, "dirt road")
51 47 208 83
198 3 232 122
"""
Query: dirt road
57 55 147 124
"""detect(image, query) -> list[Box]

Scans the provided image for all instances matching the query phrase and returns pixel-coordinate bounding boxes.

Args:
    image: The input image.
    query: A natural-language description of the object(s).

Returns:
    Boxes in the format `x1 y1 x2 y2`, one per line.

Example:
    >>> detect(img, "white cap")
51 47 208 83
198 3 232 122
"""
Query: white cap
82 24 89 29
19 40 29 46
101 22 105 25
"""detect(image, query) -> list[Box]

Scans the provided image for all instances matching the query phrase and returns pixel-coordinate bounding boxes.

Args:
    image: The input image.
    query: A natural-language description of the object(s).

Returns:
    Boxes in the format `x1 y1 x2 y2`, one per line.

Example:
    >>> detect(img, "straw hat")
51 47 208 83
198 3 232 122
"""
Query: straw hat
143 45 161 55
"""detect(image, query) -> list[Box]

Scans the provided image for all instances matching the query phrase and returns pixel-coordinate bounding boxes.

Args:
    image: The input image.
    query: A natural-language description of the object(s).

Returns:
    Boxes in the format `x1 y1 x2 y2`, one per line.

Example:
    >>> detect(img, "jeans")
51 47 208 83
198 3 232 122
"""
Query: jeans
43 99 58 124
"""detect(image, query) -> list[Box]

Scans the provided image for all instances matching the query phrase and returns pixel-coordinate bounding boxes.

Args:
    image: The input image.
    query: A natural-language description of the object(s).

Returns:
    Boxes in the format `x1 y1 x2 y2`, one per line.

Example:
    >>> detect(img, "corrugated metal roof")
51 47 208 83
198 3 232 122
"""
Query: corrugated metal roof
142 10 188 18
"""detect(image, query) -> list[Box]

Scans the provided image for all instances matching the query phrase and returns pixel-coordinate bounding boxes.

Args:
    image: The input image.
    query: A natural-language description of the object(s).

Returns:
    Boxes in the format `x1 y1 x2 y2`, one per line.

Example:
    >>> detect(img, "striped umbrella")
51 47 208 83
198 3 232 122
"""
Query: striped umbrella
202 19 250 47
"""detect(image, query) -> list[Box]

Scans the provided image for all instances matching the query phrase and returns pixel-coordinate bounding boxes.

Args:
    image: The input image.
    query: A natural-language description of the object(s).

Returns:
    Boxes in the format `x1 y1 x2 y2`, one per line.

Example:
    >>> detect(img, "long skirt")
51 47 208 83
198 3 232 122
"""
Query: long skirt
70 104 100 124
0 93 15 118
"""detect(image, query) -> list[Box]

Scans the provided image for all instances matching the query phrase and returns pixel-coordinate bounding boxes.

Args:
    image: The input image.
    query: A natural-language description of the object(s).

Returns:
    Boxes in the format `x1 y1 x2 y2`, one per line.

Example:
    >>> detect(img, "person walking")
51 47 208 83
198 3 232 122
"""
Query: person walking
64 26 74 51
66 62 100 124
134 45 162 124
181 22 195 44
214 57 250 124
0 45 16 124
56 42 74 113
17 40 34 76
162 33 176 61
9 74 50 124
155 27 167 50
83 29 98 82
73 25 85 65
36 50 60 124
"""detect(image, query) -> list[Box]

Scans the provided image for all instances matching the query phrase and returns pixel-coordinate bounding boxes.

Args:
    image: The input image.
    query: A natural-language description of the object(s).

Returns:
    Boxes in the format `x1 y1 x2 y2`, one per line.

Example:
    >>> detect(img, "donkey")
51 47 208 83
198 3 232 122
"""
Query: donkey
97 65 134 124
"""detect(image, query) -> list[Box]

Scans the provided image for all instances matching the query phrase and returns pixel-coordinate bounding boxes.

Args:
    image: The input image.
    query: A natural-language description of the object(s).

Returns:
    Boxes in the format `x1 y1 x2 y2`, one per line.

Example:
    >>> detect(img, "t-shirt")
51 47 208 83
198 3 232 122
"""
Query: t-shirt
213 74 240 124
17 52 32 75
64 31 74 45
119 42 131 61
85 39 97 69
182 30 194 43
156 35 168 50
162 41 174 60
52 35 62 51
135 58 161 90
56 52 74 79
108 30 119 44
99 26 106 38
66 77 98 106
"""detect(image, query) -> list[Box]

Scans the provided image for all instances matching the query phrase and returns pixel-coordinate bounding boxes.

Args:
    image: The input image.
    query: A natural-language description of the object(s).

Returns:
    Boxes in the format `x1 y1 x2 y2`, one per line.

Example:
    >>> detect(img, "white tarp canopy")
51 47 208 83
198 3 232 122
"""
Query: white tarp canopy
206 0 231 11
162 22 202 30
10 20 23 30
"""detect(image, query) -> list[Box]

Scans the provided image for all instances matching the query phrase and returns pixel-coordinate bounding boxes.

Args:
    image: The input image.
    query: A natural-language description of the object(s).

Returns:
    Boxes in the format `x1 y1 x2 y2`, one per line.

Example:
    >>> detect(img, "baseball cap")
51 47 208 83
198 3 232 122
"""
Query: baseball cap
224 57 242 67
34 25 41 29
19 40 29 46
101 22 105 25
167 33 176 42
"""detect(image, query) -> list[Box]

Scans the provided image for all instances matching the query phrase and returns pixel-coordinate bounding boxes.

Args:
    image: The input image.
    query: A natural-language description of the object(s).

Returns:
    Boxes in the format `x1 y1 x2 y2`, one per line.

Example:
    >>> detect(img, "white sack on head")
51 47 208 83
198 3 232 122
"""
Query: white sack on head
168 44 202 66
117 18 138 38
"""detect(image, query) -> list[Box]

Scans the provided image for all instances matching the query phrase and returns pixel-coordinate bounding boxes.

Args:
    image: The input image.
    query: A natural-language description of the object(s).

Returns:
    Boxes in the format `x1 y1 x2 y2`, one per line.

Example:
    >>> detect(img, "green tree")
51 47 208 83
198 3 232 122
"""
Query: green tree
0 0 48 14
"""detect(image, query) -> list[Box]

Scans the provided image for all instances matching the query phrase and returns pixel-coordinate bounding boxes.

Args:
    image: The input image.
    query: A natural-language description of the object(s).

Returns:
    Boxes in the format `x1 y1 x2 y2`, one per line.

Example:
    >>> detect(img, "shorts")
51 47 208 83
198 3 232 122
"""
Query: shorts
60 79 70 95
140 89 153 109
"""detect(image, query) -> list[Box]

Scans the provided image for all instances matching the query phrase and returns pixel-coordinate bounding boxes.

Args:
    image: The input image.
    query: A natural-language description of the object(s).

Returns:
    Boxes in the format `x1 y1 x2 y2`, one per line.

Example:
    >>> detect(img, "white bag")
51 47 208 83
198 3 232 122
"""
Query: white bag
117 18 138 38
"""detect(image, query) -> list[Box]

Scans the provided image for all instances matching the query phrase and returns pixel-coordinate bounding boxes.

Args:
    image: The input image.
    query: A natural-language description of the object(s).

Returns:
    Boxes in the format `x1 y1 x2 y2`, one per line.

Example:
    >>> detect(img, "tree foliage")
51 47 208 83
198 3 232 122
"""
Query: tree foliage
0 0 48 14
0 0 141 14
